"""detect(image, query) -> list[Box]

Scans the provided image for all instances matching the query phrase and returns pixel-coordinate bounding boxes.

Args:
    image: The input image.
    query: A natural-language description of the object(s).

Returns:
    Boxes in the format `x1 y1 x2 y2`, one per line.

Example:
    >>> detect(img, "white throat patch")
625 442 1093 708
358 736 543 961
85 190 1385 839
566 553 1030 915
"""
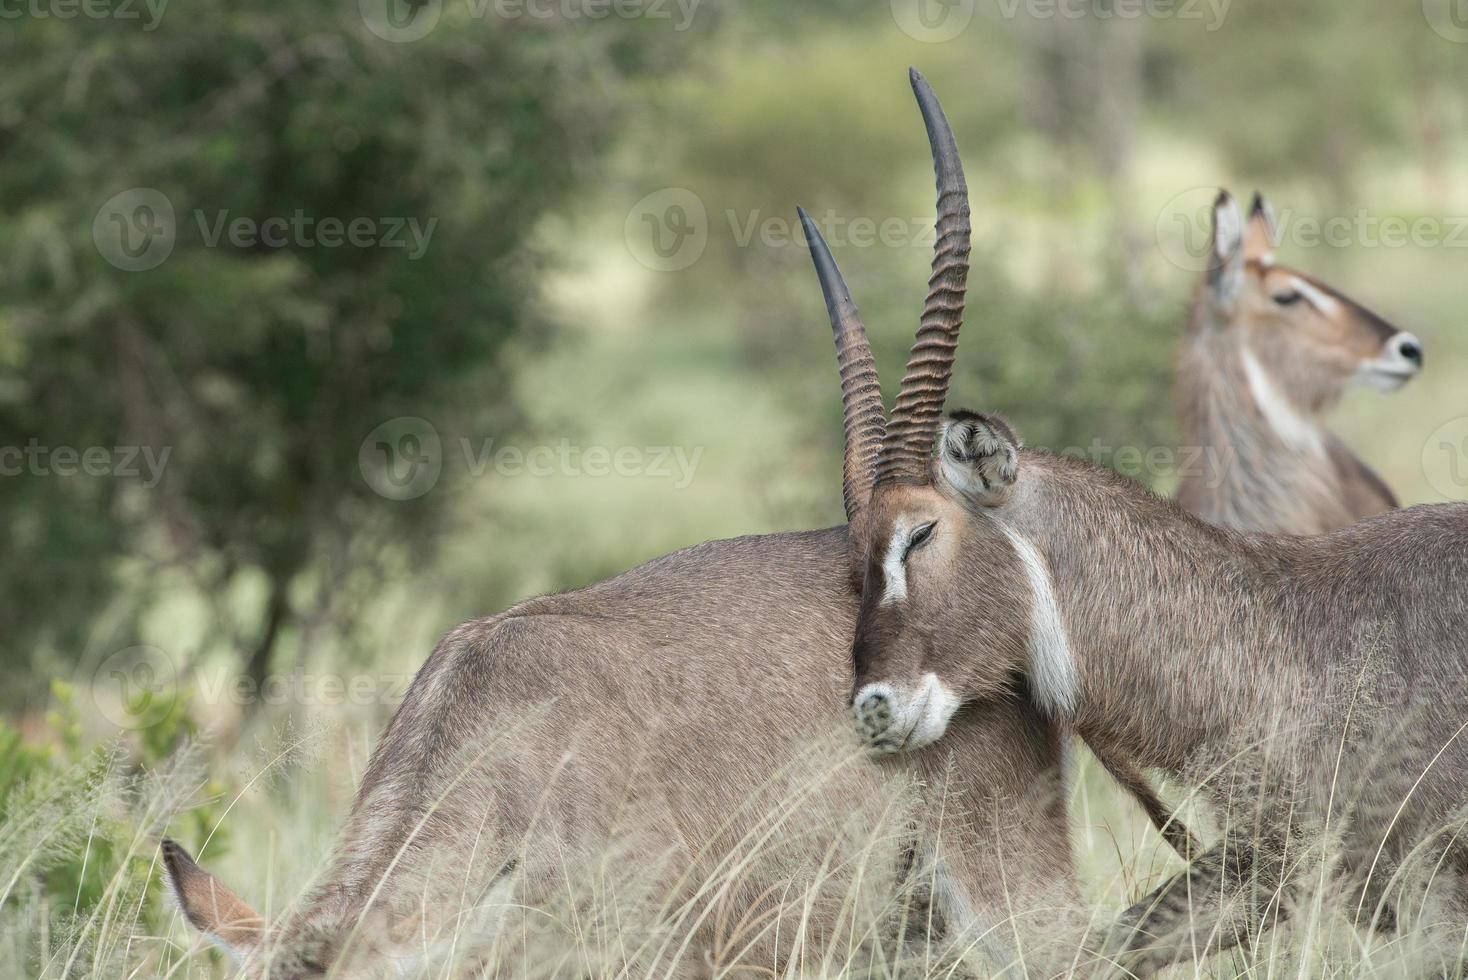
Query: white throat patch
1001 528 1078 718
1240 346 1324 456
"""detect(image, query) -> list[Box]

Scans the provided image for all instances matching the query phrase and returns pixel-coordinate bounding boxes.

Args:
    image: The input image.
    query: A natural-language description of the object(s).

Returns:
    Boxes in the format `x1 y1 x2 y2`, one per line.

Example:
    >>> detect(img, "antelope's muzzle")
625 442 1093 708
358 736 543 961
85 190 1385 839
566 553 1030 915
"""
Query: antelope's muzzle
851 673 960 753
1360 331 1424 391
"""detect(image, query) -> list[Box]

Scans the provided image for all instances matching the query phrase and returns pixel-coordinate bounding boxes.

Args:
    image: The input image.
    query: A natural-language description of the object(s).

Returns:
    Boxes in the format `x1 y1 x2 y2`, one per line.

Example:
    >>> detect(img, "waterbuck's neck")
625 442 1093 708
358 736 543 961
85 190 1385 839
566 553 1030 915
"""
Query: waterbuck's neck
1174 299 1361 535
993 452 1325 773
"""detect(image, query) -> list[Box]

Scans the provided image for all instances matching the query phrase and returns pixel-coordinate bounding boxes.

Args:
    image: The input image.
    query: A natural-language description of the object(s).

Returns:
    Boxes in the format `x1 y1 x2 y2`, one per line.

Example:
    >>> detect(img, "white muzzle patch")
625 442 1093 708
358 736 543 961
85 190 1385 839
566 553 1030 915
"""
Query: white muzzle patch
1357 331 1424 392
852 673 960 753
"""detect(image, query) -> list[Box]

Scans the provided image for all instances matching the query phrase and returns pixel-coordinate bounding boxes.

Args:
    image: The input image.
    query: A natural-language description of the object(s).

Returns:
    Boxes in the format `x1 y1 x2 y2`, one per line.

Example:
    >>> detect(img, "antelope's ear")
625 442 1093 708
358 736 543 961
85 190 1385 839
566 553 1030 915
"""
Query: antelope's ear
1243 192 1277 265
1208 189 1246 305
935 411 1020 507
161 838 264 961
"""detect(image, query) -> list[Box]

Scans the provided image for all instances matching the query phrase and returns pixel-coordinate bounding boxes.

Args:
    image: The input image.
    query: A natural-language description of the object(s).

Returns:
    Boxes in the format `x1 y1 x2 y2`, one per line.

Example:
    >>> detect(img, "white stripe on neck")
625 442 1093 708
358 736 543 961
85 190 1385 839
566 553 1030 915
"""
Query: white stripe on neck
1240 346 1324 456
1000 528 1078 718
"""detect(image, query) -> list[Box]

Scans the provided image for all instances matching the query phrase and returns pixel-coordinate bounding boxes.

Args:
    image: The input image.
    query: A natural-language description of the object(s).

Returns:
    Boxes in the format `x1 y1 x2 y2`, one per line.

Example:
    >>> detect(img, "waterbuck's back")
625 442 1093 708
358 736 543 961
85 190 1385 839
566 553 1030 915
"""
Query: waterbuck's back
260 527 1076 976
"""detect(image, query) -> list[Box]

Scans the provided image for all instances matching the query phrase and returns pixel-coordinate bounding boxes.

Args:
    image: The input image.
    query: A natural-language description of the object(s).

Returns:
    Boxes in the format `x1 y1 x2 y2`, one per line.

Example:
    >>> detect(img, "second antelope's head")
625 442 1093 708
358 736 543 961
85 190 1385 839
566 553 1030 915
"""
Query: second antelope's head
804 71 1044 754
1199 191 1423 407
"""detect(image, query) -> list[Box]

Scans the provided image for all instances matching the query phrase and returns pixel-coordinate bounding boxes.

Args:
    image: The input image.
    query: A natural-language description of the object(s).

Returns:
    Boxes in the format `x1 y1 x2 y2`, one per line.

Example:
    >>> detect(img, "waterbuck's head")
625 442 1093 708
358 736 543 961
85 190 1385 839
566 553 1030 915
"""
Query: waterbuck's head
1202 190 1423 408
846 410 1042 752
801 71 1039 753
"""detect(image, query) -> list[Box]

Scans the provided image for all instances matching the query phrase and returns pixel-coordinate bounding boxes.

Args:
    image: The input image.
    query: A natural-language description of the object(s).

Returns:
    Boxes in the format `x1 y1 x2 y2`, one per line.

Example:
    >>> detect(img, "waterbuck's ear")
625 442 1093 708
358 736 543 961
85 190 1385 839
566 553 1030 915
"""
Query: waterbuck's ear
1208 189 1246 305
161 838 264 961
935 410 1020 507
1243 191 1277 265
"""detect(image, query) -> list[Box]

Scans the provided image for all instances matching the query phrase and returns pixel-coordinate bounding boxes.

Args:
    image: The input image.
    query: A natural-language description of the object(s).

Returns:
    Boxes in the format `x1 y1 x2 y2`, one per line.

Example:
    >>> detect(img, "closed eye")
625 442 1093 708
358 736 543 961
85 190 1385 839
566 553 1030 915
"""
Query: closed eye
903 522 936 562
1272 290 1304 306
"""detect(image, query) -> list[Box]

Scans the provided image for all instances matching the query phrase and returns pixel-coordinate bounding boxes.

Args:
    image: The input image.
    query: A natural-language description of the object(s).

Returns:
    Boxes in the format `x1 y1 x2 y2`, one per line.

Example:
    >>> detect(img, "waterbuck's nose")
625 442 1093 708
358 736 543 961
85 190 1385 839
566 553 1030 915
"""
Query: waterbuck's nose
853 689 894 743
1390 332 1424 369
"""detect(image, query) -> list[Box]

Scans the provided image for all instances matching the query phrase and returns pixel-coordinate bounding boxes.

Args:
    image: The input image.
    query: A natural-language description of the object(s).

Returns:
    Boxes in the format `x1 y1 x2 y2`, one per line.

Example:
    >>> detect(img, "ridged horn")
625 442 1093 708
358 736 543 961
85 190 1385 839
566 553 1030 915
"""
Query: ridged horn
876 68 971 485
797 206 886 552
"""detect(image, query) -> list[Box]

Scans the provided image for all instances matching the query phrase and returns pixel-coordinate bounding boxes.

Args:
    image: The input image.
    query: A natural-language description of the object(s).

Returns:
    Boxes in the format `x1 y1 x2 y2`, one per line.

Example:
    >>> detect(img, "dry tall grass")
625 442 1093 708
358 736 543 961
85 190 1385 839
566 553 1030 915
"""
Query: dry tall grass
3 710 1463 979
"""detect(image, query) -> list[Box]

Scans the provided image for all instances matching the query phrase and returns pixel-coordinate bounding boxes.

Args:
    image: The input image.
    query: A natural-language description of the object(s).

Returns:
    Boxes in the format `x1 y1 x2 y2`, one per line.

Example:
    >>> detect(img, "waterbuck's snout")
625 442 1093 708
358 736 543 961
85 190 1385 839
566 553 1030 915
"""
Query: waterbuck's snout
851 673 960 753
1361 328 1425 391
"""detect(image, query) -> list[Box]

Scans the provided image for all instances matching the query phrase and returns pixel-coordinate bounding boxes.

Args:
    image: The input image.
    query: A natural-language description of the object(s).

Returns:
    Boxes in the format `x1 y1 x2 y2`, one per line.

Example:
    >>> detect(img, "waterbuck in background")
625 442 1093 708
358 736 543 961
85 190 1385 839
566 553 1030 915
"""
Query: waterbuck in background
815 149 1468 971
160 70 1182 979
1177 191 1423 534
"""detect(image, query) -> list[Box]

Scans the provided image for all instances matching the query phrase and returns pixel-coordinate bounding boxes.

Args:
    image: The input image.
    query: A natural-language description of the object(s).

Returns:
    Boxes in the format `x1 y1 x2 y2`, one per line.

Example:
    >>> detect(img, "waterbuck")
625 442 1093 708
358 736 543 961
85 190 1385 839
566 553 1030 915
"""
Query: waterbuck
839 362 1468 967
160 71 1181 978
813 136 1468 973
1177 190 1423 535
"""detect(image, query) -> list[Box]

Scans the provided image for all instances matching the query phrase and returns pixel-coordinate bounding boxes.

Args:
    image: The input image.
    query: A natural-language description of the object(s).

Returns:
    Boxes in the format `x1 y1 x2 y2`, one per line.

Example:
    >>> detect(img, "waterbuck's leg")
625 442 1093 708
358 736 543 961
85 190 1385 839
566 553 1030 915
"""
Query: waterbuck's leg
1094 834 1294 978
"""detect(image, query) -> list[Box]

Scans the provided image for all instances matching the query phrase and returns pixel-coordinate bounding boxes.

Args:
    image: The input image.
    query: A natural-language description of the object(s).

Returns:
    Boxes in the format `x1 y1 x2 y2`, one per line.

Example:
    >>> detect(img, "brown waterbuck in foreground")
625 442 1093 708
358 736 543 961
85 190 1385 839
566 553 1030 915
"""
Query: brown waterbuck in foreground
1177 190 1423 535
160 71 1181 979
834 222 1468 969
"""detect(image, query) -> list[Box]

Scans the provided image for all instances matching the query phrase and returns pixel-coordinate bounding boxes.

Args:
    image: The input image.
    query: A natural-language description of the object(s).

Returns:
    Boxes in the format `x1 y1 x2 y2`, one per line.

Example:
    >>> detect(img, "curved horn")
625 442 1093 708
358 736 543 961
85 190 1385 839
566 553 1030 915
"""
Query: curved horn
876 68 971 485
798 207 886 551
